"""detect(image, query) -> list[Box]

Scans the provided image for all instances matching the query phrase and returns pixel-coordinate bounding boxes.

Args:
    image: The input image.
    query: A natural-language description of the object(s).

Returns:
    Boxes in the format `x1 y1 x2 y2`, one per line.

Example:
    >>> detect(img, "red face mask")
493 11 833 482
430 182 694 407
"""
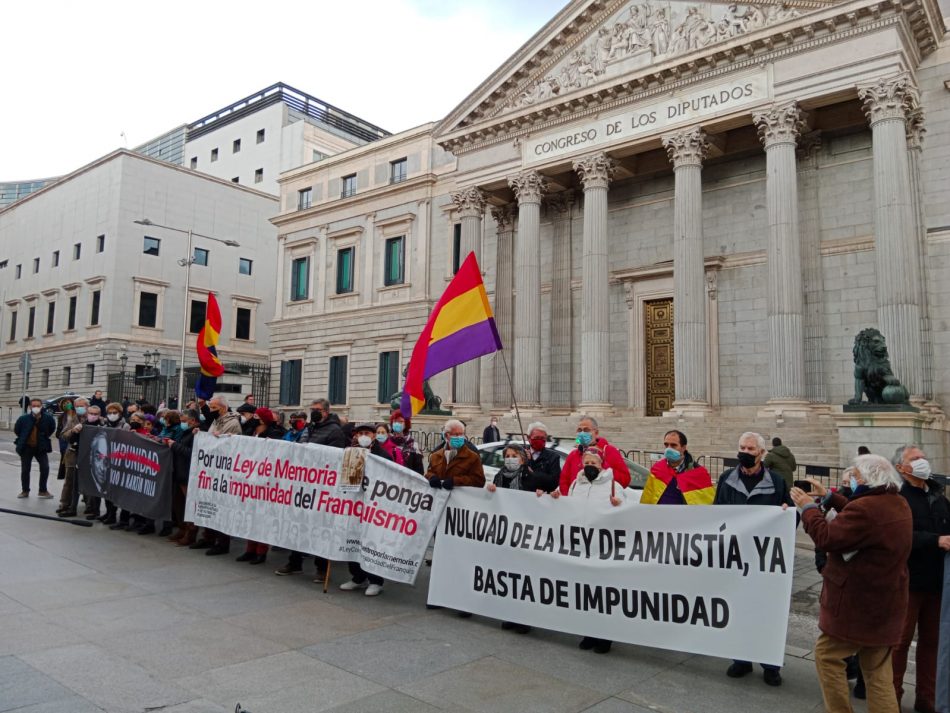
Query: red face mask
530 437 546 451
294 420 306 431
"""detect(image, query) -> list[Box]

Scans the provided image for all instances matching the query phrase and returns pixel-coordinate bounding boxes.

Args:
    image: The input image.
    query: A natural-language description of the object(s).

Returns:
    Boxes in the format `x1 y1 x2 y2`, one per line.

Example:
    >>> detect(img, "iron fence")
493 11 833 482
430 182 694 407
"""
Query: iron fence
105 362 271 409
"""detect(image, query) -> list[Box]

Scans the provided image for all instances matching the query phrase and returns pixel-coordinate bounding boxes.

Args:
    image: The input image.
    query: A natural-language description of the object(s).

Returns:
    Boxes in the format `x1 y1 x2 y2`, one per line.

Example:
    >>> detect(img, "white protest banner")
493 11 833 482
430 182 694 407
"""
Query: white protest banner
185 433 448 584
428 488 796 665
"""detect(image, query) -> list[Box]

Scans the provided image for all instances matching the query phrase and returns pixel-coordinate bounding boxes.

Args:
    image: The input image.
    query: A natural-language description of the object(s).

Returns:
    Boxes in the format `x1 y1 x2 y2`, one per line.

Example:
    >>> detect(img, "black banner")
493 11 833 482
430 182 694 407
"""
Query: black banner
77 427 173 521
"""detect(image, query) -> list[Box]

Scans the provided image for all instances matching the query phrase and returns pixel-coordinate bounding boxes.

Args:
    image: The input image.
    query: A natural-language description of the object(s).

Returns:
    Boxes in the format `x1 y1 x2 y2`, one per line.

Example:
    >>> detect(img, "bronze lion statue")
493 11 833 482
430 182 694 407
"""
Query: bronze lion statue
849 328 909 405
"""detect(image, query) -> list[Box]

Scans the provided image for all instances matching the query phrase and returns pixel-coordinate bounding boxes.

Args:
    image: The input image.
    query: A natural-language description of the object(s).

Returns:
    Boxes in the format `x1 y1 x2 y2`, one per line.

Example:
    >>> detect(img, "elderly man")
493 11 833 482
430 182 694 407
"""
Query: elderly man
642 430 714 505
300 398 347 448
791 455 912 713
191 396 241 555
559 415 630 495
890 445 950 713
426 419 485 490
14 398 57 499
715 431 793 685
524 422 560 493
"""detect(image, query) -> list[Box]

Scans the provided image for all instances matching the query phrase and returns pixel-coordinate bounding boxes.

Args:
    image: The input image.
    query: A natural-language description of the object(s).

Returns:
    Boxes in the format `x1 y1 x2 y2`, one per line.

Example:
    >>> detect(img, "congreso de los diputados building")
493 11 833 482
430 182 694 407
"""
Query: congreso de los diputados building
268 0 950 468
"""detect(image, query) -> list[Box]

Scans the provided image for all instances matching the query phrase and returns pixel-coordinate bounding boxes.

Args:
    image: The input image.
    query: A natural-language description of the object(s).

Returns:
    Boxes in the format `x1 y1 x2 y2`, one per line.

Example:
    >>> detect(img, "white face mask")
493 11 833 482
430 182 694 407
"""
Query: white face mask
357 435 373 448
240 415 248 424
503 457 521 471
31 406 41 415
107 413 120 422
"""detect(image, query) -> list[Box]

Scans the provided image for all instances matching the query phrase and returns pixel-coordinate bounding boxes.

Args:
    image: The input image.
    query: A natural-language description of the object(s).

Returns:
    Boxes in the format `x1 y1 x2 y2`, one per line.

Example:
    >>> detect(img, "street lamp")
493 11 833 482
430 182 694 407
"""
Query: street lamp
133 219 240 409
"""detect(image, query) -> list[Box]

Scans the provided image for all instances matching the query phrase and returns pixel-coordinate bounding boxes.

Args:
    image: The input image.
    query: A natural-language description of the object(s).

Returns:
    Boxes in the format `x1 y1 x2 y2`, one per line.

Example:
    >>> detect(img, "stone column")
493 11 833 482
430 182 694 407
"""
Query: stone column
797 132 827 403
547 192 575 408
662 128 709 410
906 109 934 402
509 171 547 408
491 204 516 408
753 102 808 406
858 74 924 397
572 153 615 410
451 186 487 406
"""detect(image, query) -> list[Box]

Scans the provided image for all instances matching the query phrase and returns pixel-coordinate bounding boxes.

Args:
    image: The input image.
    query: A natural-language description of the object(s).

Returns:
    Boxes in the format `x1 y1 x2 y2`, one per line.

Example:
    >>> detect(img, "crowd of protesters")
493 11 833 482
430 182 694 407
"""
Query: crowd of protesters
12 392 950 710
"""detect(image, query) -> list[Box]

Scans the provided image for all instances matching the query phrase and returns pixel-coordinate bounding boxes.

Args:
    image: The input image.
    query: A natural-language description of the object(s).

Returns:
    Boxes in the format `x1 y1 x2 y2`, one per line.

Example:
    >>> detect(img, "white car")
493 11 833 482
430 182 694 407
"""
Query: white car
476 439 647 502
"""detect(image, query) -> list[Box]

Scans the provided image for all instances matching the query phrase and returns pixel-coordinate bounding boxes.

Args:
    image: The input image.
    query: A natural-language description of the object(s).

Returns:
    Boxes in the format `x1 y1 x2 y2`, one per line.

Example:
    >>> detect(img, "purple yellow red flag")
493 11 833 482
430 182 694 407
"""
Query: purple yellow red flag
401 252 502 417
195 293 225 400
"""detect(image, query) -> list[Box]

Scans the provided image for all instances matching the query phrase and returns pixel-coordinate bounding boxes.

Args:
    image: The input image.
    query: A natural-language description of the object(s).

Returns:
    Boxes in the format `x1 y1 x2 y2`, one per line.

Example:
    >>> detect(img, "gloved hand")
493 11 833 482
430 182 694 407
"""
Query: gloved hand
442 477 455 490
429 477 443 489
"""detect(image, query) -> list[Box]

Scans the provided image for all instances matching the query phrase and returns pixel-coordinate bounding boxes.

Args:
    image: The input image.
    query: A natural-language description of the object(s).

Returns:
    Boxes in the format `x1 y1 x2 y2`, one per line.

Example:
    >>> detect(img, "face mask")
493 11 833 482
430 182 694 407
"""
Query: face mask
107 413 120 422
376 433 388 443
240 416 248 424
504 457 521 471
159 418 166 426
576 432 593 447
849 476 859 492
449 436 465 449
530 437 546 451
63 403 72 411
86 414 99 423
583 465 600 480
311 410 323 423
76 407 87 416
664 447 681 463
357 435 373 448
392 422 404 434
30 407 41 415
180 422 189 430
199 414 206 422
737 451 757 469
294 420 306 431
910 458 932 480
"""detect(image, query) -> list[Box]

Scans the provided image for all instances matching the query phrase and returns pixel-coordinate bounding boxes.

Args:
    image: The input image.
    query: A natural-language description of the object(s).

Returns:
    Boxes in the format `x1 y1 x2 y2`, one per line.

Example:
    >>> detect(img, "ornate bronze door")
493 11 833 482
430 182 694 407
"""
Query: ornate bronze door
644 298 674 416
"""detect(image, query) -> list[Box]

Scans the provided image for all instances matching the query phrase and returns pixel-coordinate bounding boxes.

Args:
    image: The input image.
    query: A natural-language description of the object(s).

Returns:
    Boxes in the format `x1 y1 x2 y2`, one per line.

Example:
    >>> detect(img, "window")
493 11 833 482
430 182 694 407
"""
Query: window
452 223 462 274
290 257 310 301
231 177 240 184
73 243 81 260
297 188 312 210
143 236 160 256
256 128 265 144
312 149 325 162
90 291 101 326
211 148 219 162
239 258 252 275
390 158 407 184
67 295 77 330
189 299 207 334
235 307 251 340
33 258 39 273
138 291 158 328
193 247 209 266
4 374 10 390
45 302 55 334
190 156 198 169
328 355 348 405
0 260 5 269
254 168 263 184
384 236 404 286
8 311 16 341
15 264 21 279
27 306 35 338
278 359 302 406
336 247 354 294
86 364 95 385
341 174 357 198
62 366 71 387
96 234 105 253
41 368 49 388
233 138 241 153
52 250 59 267
378 351 400 404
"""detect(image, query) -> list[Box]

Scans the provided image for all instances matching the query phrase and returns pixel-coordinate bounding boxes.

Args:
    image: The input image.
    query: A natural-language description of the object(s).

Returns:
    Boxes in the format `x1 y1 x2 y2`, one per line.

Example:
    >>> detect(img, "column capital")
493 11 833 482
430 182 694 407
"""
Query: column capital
662 127 709 168
753 102 806 148
796 130 822 164
857 72 920 127
508 171 547 205
572 152 616 190
906 105 926 150
490 203 517 231
451 186 487 218
545 189 576 216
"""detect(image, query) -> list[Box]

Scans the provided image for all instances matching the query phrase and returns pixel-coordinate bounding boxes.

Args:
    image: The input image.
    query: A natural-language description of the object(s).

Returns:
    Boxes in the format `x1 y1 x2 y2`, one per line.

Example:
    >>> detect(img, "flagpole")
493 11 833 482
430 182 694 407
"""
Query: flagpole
498 349 527 442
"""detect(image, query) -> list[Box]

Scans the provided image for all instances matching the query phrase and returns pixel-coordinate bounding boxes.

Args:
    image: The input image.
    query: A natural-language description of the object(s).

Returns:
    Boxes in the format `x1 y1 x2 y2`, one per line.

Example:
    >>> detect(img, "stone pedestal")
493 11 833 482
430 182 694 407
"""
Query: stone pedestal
833 407 950 472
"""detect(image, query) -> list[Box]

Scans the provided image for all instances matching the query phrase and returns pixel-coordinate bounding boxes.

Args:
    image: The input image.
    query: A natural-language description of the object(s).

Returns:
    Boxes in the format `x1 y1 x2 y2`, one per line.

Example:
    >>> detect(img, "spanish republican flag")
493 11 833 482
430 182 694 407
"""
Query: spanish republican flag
400 252 502 416
194 293 225 400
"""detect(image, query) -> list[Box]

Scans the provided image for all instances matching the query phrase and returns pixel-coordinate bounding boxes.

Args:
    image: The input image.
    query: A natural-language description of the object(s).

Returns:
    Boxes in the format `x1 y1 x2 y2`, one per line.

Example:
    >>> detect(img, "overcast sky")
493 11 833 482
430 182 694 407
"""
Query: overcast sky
1 0 565 181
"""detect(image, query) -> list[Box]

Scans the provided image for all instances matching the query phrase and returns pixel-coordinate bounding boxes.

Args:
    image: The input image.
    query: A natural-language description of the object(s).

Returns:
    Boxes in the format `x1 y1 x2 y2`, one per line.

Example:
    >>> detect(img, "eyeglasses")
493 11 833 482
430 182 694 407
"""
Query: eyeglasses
663 442 680 448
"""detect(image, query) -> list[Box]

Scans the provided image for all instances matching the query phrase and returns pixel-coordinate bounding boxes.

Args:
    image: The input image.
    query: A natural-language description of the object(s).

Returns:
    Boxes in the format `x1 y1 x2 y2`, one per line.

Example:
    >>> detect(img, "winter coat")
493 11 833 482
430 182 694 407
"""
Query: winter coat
426 444 485 488
642 454 715 505
104 417 130 431
300 413 347 449
170 428 196 485
283 428 306 443
390 434 423 474
257 423 287 440
527 448 561 493
763 445 797 487
210 411 242 436
567 467 626 503
899 480 950 592
801 486 912 647
376 437 404 466
482 424 500 443
13 412 57 455
713 466 793 508
559 438 630 495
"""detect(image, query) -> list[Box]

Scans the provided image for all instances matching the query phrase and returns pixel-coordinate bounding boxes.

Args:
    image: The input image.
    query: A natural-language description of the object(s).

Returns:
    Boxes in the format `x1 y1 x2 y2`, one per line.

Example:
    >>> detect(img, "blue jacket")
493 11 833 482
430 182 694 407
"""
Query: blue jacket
14 412 57 455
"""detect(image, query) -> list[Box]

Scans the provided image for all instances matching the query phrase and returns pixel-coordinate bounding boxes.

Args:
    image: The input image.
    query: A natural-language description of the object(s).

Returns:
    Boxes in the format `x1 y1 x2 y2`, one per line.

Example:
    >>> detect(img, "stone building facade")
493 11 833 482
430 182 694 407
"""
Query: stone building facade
269 0 950 466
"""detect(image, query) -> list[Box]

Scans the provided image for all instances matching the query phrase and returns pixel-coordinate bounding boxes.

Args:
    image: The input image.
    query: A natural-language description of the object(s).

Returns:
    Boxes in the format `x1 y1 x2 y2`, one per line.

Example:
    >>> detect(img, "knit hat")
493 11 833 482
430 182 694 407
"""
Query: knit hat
353 423 377 434
254 407 277 424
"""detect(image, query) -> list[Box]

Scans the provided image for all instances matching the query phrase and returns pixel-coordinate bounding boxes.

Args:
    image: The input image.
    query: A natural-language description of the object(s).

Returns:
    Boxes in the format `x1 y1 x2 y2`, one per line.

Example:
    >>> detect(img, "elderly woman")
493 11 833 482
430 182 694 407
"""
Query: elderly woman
791 454 912 713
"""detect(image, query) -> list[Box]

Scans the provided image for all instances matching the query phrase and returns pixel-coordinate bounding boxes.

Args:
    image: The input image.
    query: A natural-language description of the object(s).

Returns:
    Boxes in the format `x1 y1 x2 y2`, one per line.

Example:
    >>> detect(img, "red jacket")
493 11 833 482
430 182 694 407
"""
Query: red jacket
377 437 404 466
559 438 630 495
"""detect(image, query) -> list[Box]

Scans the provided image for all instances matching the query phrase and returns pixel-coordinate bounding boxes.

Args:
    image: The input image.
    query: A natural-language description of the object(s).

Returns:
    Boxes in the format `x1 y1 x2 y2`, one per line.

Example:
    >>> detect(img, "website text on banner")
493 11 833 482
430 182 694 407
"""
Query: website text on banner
428 488 796 665
77 426 174 521
185 432 449 584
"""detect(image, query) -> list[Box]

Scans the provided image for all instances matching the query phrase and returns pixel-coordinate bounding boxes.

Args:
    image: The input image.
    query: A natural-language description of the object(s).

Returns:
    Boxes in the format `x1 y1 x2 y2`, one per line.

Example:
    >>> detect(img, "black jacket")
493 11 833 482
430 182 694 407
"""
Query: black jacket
899 480 950 592
301 413 347 448
258 423 287 440
714 466 794 507
14 412 57 455
482 425 500 443
525 448 561 493
170 429 196 485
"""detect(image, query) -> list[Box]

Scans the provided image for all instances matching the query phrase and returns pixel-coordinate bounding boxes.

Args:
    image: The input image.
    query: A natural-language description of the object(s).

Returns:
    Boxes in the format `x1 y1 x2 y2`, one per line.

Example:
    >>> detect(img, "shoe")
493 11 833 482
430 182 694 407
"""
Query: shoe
912 699 934 713
17 492 28 498
365 584 383 596
58 510 77 518
189 539 213 550
726 662 754 678
313 569 328 583
579 637 596 650
85 513 99 521
593 640 612 654
249 555 267 565
235 552 255 562
206 545 230 556
339 580 368 591
37 491 54 499
762 669 782 687
101 514 117 525
136 526 156 535
158 525 173 537
274 564 302 576
109 522 128 531
853 677 866 700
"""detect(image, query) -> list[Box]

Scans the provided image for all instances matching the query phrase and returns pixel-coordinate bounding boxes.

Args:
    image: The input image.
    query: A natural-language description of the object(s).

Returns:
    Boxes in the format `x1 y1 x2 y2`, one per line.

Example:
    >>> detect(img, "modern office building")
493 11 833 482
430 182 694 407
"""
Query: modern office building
0 178 59 208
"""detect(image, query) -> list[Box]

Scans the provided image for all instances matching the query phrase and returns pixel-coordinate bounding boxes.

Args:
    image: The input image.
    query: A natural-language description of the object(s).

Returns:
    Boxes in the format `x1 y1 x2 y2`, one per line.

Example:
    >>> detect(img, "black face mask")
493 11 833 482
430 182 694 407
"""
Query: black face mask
311 410 323 423
583 465 600 480
737 451 757 469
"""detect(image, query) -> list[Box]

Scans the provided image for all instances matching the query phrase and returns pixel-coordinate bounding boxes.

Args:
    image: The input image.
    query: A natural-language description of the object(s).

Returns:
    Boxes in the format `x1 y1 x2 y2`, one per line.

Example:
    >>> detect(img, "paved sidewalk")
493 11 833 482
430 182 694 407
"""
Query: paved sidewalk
0 447 917 713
